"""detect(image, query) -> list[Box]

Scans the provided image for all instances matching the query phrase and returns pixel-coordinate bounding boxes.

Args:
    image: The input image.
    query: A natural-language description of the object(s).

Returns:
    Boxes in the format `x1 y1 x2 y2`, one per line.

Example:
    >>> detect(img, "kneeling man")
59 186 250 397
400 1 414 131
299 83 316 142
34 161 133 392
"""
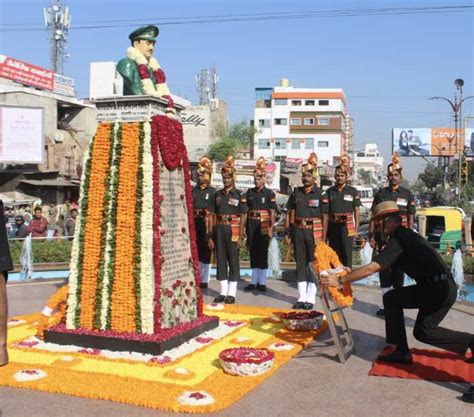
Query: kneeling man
322 201 473 364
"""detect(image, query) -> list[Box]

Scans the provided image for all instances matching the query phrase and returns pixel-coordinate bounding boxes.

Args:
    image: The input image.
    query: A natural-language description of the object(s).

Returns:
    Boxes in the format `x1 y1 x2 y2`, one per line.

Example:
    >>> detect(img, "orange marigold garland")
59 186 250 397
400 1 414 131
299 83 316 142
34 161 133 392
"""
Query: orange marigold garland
110 122 141 333
313 242 353 307
79 123 113 329
37 285 69 339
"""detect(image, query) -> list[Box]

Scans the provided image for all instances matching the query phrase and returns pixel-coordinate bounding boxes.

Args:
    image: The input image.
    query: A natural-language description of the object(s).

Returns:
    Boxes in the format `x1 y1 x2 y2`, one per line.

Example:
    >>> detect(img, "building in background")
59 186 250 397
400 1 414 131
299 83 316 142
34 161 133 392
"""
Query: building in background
0 55 96 205
253 79 353 170
181 98 228 162
353 143 384 185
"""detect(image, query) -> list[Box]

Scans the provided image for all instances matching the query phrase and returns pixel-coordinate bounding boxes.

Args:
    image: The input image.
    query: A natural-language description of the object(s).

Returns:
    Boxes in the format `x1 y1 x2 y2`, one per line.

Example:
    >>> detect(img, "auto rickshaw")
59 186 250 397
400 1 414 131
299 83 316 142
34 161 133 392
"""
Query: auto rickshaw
417 207 465 253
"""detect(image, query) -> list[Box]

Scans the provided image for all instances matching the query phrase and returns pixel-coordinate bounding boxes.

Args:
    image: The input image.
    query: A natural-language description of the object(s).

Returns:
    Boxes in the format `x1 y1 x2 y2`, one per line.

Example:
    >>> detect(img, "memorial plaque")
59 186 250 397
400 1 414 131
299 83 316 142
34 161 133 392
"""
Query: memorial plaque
159 165 198 328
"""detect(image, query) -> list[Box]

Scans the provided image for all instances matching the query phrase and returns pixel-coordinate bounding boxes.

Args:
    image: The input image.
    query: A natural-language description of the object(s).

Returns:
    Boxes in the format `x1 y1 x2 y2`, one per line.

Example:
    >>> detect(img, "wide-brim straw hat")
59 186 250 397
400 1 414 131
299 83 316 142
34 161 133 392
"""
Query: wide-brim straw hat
371 201 401 222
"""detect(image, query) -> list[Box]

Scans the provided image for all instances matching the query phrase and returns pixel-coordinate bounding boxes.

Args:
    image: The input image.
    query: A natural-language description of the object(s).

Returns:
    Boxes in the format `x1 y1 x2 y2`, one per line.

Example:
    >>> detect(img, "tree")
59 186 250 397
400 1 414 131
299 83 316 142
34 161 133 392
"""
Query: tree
208 137 239 161
418 163 444 190
208 119 255 161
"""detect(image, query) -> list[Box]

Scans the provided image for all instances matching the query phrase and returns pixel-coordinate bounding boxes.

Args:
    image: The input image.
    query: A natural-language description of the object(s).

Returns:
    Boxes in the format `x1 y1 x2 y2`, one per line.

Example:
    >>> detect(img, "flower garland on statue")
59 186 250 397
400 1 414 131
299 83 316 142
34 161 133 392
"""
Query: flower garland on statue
313 242 353 307
126 47 175 111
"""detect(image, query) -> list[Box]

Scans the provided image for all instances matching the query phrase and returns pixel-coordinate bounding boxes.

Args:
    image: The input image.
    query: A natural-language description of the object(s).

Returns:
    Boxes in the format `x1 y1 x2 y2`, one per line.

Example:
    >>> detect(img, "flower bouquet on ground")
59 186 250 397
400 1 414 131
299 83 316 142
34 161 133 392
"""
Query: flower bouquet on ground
280 311 324 331
219 347 275 376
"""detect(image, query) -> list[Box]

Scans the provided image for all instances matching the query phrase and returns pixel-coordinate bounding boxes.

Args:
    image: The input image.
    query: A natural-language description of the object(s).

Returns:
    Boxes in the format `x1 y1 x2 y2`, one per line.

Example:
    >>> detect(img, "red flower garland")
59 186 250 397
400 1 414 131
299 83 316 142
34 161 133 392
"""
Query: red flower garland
138 64 150 79
150 115 204 326
151 117 163 332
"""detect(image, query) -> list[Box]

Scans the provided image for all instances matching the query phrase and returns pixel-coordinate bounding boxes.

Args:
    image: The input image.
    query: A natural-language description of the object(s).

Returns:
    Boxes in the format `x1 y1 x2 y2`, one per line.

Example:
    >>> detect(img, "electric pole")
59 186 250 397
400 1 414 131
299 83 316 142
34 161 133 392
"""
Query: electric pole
44 0 71 74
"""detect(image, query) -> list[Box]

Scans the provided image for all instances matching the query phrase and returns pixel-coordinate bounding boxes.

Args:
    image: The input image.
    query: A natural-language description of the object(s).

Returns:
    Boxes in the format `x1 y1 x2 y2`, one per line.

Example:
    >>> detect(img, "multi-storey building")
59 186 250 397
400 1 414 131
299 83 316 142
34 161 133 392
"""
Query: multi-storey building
253 80 352 169
353 143 384 185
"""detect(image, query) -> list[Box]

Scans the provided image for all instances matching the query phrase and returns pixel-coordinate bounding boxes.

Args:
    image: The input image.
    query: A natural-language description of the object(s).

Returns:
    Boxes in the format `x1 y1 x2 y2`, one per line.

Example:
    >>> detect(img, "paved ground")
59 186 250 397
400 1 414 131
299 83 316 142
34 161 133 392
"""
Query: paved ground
1 278 473 417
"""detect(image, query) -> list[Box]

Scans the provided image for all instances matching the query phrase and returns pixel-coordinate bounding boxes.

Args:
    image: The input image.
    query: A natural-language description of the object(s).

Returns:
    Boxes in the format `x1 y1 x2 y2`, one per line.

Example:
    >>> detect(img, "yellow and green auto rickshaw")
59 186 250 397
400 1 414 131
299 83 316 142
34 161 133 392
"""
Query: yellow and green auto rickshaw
417 207 465 253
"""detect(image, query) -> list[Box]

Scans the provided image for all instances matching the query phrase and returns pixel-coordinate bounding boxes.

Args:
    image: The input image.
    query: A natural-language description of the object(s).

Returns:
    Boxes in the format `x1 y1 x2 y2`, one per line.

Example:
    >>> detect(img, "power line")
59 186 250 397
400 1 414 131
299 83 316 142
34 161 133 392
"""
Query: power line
1 5 472 32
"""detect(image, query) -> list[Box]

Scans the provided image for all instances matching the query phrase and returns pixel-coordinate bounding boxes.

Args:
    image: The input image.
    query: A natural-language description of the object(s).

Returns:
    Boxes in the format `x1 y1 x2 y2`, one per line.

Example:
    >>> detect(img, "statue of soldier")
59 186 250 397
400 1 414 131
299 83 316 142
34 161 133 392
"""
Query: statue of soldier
116 24 175 112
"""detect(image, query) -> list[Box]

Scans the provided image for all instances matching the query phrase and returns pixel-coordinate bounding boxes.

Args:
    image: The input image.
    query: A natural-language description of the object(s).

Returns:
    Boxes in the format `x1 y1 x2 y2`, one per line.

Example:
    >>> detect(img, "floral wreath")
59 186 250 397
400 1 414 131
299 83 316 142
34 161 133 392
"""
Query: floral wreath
313 242 353 307
127 47 175 112
36 285 69 339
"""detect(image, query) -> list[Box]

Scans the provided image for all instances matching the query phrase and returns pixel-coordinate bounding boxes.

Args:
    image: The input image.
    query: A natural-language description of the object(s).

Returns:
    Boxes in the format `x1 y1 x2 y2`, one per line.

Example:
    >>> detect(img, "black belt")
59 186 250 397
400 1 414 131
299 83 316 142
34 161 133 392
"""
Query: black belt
431 273 453 282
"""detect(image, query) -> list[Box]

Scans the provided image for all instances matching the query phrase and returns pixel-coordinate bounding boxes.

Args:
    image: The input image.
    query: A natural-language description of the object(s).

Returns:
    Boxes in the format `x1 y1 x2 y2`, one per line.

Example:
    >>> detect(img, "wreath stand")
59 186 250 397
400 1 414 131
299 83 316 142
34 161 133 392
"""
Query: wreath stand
308 263 355 363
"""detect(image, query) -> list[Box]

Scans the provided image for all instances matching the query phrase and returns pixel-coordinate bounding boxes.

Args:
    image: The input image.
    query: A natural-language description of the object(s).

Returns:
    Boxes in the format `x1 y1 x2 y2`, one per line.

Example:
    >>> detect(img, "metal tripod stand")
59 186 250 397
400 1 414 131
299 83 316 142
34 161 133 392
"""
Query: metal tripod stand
308 263 355 363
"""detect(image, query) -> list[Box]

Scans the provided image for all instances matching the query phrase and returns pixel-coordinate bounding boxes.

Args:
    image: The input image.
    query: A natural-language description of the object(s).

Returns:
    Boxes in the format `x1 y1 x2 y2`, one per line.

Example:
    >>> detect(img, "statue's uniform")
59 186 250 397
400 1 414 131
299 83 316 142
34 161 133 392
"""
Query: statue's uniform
373 226 472 355
242 186 277 287
117 58 160 95
213 187 247 283
322 185 361 268
192 185 216 285
371 186 416 289
286 186 324 304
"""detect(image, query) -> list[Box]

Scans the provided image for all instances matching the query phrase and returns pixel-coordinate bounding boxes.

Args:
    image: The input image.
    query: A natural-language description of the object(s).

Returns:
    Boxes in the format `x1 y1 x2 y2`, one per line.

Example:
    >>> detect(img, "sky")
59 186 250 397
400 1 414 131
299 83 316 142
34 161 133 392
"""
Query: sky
1 0 473 180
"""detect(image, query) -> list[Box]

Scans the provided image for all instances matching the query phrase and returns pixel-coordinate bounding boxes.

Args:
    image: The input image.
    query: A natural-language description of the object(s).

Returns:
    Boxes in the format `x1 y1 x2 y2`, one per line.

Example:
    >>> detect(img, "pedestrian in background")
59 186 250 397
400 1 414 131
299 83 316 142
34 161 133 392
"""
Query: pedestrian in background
0 200 13 366
27 206 49 239
65 208 78 240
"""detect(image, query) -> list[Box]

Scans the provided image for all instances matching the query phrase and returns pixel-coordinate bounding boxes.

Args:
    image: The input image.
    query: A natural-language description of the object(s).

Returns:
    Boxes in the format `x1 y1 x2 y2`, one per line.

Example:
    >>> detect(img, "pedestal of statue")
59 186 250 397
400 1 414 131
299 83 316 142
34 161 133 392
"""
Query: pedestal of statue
45 97 218 354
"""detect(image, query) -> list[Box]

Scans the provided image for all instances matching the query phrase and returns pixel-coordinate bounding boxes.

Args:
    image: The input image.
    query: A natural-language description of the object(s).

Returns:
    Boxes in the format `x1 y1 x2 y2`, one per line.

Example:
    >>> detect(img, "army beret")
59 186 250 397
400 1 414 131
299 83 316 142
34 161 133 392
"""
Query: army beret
129 25 159 42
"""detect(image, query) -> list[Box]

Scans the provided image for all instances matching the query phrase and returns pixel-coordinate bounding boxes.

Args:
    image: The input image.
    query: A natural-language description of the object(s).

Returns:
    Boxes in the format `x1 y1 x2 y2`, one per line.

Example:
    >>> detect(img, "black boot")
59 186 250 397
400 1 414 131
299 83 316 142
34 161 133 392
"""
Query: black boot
378 349 413 364
213 295 226 303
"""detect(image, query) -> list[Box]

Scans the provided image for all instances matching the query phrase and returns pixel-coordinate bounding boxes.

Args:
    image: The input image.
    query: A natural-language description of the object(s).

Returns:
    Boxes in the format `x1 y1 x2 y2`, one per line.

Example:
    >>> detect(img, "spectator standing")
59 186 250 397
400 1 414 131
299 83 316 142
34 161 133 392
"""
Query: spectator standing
0 199 13 366
13 216 29 239
27 206 49 239
65 208 78 240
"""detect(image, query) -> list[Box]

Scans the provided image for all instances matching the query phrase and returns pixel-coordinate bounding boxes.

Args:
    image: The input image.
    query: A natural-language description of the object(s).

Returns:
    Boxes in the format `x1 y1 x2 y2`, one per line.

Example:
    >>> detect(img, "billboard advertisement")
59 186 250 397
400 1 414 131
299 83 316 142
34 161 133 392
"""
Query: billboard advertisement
0 55 54 91
0 106 44 164
211 159 280 191
53 73 75 97
393 128 474 157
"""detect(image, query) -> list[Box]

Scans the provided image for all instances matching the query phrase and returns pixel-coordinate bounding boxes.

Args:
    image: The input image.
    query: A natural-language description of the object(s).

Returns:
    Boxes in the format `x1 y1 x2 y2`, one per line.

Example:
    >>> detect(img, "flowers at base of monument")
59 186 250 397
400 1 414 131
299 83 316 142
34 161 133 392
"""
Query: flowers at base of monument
37 285 69 339
126 46 175 111
160 280 198 329
177 391 215 406
13 369 48 382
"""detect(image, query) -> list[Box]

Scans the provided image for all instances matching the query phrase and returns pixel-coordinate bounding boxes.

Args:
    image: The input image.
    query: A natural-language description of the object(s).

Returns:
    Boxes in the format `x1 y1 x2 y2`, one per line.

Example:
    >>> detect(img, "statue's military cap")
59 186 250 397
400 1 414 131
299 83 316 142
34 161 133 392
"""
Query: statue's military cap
128 25 159 42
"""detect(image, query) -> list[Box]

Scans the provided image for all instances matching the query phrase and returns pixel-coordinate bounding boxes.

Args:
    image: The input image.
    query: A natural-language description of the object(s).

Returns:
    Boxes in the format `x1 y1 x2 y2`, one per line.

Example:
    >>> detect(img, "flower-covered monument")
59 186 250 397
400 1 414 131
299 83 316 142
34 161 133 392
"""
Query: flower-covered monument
45 25 218 354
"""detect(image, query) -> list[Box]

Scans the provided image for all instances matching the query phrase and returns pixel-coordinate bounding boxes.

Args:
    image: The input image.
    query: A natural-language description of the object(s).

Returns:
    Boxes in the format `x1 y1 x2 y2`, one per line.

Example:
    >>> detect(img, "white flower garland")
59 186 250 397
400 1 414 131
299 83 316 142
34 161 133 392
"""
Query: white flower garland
126 47 170 97
66 142 92 329
140 121 155 333
99 122 121 329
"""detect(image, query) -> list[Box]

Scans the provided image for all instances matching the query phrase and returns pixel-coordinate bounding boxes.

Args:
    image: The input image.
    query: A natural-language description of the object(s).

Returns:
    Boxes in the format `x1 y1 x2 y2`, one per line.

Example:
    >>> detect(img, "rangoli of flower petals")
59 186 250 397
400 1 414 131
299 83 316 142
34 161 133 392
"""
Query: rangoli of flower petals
268 342 295 351
148 355 172 365
178 391 215 406
206 303 225 311
13 369 48 382
8 319 26 327
195 336 214 344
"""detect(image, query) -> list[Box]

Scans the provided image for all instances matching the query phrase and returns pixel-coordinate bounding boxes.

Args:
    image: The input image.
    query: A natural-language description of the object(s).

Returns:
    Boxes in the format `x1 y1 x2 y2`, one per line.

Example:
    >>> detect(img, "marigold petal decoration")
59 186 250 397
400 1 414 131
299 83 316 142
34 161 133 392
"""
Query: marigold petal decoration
2 305 328 413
